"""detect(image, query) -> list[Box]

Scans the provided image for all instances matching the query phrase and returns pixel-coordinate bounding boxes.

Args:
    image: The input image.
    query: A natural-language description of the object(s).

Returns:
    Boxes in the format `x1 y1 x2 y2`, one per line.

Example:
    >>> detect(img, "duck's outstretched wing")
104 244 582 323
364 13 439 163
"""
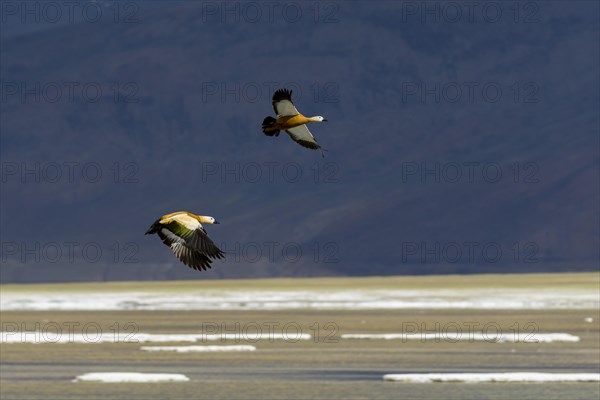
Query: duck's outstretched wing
158 220 225 271
285 124 325 157
272 88 299 116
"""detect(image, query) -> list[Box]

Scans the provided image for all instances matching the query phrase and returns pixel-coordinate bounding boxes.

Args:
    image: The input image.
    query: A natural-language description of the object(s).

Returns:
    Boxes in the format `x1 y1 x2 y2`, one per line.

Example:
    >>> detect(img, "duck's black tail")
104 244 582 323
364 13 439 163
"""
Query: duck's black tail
262 116 279 136
145 219 161 235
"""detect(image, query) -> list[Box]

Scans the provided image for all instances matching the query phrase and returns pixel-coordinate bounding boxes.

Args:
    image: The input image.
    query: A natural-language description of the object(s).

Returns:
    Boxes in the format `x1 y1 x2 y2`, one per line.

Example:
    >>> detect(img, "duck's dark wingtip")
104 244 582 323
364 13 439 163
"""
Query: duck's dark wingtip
145 219 161 235
273 88 293 102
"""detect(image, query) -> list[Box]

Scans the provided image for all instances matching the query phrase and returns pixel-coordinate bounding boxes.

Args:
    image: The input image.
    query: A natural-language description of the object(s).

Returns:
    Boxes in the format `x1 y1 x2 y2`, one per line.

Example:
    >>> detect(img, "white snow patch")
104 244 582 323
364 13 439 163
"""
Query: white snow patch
342 333 580 343
383 372 600 383
584 317 594 323
73 372 189 383
1 288 597 311
141 345 256 352
1 331 310 344
199 333 311 342
1 332 139 344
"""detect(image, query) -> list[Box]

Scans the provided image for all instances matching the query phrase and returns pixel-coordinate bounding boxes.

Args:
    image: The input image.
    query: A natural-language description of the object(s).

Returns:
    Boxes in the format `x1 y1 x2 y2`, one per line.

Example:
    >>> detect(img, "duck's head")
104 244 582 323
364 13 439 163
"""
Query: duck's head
199 216 220 224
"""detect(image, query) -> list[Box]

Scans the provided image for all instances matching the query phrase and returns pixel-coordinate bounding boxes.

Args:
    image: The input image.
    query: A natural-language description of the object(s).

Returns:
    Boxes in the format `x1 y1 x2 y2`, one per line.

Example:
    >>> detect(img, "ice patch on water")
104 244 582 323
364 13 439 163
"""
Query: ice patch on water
141 345 256 352
383 372 600 383
1 332 138 344
0 331 310 344
73 372 189 383
1 288 597 311
342 333 580 343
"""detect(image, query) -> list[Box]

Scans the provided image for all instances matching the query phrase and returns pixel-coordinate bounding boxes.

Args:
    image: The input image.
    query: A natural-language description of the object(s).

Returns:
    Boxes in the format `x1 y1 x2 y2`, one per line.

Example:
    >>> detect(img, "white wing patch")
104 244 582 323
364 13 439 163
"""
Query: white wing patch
275 100 299 117
272 88 300 117
285 125 321 150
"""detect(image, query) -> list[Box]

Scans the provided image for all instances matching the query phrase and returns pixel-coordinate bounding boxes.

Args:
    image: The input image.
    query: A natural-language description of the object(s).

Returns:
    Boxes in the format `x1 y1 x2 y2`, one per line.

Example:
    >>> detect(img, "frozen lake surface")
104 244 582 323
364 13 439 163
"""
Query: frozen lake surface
2 288 598 311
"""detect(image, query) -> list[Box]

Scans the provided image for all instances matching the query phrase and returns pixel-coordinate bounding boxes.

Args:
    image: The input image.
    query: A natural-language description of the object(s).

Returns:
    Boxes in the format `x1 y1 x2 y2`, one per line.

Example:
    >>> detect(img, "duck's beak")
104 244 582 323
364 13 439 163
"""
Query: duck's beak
214 220 220 224
323 119 328 122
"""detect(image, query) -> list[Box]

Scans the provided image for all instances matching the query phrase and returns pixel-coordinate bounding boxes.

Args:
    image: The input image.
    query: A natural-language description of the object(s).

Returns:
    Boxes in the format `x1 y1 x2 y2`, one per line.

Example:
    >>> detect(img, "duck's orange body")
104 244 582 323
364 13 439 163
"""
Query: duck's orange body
266 114 314 132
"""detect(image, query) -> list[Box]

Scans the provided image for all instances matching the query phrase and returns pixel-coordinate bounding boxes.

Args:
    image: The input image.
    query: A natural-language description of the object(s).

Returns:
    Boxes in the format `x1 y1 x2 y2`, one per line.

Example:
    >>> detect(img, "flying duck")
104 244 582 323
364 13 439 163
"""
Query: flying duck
145 211 225 271
262 88 327 157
